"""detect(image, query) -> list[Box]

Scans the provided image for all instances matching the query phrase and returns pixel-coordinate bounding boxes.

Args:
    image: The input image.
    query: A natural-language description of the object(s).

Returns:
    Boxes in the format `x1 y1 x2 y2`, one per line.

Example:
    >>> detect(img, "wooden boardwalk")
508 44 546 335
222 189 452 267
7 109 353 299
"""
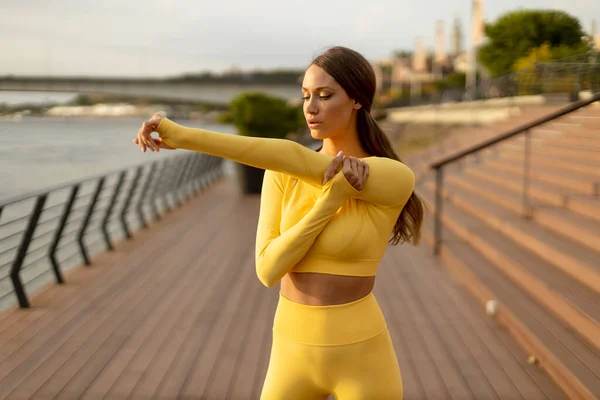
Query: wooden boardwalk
0 177 565 399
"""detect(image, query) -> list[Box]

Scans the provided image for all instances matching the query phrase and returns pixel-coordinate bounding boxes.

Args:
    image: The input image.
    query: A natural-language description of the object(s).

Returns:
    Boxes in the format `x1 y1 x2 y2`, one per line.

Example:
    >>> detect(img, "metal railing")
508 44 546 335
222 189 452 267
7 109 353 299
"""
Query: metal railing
382 51 600 108
0 152 224 309
474 52 600 101
429 91 600 255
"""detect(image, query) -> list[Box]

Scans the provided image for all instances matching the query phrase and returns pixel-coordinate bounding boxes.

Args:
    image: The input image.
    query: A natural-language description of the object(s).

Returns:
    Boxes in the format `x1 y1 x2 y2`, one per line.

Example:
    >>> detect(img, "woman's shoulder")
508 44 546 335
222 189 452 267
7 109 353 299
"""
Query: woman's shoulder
363 156 415 175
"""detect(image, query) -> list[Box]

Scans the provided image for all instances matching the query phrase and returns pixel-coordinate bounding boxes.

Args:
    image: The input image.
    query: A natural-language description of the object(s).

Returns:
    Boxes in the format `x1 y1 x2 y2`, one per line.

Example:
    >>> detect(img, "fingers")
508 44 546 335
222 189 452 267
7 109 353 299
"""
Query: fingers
341 156 368 191
322 151 344 185
134 120 160 153
142 122 159 152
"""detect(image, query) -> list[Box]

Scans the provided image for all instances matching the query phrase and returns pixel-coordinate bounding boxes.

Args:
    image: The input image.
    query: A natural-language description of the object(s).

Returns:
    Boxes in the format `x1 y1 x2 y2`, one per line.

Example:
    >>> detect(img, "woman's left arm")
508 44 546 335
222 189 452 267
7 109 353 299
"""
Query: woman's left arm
156 118 415 207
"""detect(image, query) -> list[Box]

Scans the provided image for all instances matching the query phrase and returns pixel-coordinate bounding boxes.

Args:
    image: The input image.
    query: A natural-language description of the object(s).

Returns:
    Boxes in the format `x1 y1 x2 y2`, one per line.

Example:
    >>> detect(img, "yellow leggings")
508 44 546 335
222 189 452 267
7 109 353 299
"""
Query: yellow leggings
260 292 403 399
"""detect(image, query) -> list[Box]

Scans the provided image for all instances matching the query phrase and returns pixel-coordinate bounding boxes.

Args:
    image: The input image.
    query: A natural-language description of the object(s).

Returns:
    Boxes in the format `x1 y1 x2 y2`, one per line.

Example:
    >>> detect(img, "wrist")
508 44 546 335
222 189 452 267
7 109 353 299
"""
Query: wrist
323 171 361 200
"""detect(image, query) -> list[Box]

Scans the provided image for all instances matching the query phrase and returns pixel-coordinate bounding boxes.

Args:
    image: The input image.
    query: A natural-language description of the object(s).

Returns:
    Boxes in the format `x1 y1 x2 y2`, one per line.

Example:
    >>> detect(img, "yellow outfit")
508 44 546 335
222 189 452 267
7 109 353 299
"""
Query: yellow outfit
156 119 415 399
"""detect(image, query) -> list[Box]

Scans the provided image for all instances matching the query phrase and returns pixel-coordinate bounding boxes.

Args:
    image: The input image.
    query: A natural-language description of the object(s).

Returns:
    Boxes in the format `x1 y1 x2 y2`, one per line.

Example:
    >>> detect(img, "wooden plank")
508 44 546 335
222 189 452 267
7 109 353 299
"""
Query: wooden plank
0 181 230 356
77 226 222 399
202 263 268 399
1 186 237 399
51 202 246 399
382 255 476 400
377 256 454 400
401 245 529 399
376 265 427 400
227 275 277 399
122 203 254 399
393 250 506 400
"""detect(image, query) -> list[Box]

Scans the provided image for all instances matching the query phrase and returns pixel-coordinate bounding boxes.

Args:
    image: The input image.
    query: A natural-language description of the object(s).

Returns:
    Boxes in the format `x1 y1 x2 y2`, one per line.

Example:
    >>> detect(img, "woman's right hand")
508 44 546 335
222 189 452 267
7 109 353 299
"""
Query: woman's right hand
322 151 369 191
132 111 174 152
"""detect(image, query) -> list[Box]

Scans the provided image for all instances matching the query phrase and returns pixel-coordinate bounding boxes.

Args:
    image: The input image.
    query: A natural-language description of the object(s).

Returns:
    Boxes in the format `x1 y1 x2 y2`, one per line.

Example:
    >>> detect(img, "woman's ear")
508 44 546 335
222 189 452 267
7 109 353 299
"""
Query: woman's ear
353 100 362 110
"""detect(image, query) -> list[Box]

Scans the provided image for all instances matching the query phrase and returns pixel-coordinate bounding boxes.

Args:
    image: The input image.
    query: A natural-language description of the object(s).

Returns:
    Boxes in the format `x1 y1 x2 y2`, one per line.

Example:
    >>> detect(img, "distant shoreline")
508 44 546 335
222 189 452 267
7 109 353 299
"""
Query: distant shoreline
1 102 224 122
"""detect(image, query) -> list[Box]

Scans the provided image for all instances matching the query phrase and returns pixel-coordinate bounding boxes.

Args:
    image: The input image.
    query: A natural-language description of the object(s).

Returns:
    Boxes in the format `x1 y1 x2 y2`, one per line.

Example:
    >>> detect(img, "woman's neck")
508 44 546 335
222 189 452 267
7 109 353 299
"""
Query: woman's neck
319 122 369 158
320 139 368 158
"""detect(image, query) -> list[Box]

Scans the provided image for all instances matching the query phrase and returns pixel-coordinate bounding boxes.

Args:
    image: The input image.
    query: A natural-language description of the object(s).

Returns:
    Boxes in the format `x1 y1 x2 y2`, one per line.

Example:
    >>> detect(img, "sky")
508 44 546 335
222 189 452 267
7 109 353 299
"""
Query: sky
1 0 597 77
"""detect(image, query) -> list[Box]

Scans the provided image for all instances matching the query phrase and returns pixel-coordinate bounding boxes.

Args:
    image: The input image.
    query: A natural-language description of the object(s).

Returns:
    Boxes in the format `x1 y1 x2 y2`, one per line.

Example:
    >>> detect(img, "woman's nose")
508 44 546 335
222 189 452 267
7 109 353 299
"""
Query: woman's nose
306 99 318 114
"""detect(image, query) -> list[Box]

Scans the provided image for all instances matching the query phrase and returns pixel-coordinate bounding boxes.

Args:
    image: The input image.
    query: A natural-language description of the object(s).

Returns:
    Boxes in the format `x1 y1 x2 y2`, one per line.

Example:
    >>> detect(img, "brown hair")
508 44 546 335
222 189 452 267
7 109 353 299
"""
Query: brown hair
311 46 424 246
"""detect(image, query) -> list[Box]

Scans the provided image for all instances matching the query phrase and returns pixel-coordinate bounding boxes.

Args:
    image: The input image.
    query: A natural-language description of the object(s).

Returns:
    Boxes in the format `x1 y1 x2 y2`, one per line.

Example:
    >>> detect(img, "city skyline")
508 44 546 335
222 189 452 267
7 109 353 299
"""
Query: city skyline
1 0 597 77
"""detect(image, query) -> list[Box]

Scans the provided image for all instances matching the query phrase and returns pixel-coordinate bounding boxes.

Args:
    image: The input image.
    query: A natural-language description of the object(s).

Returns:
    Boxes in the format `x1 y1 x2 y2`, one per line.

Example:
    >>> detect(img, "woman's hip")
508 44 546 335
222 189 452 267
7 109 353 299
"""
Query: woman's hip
272 291 387 346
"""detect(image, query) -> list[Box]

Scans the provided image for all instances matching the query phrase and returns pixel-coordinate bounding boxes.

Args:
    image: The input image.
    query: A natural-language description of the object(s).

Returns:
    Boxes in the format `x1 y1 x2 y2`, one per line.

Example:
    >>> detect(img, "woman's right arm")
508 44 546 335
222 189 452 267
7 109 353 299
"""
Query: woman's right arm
137 115 415 208
255 169 357 288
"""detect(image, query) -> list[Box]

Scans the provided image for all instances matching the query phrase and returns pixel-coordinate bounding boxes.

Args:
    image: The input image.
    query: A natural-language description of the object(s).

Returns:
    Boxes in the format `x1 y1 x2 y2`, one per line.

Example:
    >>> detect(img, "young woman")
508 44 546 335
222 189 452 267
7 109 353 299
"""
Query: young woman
134 46 423 399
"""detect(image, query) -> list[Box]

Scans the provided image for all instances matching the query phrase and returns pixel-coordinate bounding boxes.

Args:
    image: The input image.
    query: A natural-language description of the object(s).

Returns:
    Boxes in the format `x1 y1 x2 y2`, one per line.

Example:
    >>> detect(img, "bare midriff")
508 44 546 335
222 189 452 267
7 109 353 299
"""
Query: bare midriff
281 272 375 306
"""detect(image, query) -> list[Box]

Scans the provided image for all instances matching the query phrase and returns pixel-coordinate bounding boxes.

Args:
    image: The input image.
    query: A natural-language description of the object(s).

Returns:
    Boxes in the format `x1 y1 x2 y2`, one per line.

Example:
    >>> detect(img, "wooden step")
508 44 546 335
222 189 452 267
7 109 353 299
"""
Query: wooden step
420 184 600 350
530 130 600 149
512 134 600 154
548 123 600 137
568 115 600 128
461 163 600 223
462 166 567 207
502 142 600 163
567 196 600 223
436 175 600 252
481 158 599 196
420 182 600 297
533 125 600 138
431 227 600 400
494 149 600 178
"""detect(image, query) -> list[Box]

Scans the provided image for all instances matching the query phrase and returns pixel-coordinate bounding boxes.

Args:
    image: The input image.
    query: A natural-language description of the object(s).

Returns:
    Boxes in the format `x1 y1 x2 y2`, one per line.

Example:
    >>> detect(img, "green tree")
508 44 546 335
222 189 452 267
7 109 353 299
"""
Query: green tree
478 10 587 76
221 92 304 138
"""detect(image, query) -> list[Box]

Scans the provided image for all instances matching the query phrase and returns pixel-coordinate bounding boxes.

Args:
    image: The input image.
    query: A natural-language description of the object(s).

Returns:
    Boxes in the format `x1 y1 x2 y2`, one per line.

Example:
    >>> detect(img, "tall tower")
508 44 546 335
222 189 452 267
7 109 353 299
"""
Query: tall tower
432 21 447 78
413 36 427 72
466 0 484 96
592 20 600 50
452 16 463 56
435 21 447 64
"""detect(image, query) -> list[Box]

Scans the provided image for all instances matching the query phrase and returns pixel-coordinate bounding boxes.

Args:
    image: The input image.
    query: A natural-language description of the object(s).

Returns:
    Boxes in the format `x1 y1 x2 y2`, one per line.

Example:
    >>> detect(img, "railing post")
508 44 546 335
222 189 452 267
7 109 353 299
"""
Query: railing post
160 158 178 213
433 167 444 256
174 154 193 203
194 155 208 194
172 155 193 207
522 129 532 219
136 162 157 228
189 154 207 196
78 178 105 266
183 155 200 201
49 184 80 284
120 166 143 239
149 160 165 220
102 171 127 251
11 194 47 308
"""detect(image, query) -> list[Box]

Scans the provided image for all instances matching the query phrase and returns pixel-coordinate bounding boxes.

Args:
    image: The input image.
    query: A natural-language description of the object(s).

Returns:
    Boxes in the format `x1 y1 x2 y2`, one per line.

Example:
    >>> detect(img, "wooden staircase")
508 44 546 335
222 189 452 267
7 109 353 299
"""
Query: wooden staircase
412 102 600 399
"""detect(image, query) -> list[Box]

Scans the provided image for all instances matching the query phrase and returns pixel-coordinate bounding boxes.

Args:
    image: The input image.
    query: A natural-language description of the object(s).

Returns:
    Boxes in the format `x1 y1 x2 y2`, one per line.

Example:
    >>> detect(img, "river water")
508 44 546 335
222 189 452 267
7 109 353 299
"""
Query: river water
0 112 236 311
0 116 235 202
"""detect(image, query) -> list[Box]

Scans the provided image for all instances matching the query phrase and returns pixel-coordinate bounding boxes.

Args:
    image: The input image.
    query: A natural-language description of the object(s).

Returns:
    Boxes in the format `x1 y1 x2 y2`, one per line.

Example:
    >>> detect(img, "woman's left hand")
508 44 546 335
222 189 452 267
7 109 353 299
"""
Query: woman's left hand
132 111 175 152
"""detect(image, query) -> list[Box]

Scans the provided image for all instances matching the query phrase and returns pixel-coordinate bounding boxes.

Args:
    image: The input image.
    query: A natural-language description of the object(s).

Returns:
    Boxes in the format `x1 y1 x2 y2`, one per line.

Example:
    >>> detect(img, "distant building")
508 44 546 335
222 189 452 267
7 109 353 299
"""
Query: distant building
373 1 485 94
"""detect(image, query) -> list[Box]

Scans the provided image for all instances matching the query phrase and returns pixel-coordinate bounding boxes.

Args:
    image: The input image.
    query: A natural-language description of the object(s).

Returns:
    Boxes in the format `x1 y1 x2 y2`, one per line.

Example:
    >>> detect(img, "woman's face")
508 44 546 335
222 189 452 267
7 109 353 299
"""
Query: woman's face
302 64 361 140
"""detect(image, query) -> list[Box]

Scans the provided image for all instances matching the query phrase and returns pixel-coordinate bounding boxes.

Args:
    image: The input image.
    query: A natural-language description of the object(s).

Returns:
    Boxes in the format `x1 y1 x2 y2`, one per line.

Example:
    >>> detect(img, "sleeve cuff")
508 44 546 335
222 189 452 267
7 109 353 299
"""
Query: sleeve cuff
156 118 178 148
323 171 361 200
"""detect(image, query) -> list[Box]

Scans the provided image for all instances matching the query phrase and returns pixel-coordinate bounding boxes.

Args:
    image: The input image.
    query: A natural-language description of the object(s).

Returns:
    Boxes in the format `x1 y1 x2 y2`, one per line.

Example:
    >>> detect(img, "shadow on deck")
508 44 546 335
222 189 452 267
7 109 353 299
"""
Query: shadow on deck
0 177 565 399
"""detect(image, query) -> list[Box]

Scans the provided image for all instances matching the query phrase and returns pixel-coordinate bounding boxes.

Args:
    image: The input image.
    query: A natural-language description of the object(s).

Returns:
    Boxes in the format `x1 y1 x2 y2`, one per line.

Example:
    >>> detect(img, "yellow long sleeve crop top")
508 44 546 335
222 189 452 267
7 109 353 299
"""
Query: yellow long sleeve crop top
156 118 416 288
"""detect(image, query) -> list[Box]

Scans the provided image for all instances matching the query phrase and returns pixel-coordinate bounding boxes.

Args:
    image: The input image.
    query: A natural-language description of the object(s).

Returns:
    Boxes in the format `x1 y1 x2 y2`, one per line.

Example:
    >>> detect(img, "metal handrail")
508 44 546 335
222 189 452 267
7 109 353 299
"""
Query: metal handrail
0 152 225 309
430 91 600 255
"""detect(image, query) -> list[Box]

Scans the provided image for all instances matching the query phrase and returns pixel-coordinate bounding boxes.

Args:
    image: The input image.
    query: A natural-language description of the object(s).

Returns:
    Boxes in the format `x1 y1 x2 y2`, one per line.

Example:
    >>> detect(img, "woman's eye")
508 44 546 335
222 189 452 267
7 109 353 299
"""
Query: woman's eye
302 94 332 101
